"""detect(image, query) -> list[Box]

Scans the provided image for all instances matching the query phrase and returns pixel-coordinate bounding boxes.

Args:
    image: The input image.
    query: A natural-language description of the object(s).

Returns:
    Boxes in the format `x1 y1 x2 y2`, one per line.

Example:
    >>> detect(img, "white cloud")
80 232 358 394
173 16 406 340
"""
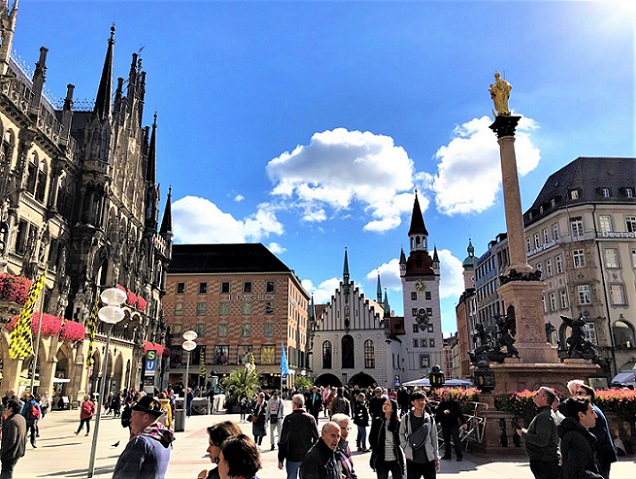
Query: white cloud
266 128 416 232
427 116 540 215
366 258 402 292
301 277 341 305
234 194 245 202
267 242 286 254
172 196 284 244
438 249 465 299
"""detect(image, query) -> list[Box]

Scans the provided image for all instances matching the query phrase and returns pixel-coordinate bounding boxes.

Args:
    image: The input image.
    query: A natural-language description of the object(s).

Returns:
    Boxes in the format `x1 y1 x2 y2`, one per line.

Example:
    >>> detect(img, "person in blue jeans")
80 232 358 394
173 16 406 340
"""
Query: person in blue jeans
278 394 319 479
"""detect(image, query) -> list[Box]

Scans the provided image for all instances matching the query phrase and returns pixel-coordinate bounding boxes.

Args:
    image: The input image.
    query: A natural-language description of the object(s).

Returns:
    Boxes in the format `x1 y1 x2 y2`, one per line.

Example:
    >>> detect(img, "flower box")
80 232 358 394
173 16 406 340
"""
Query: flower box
0 273 33 305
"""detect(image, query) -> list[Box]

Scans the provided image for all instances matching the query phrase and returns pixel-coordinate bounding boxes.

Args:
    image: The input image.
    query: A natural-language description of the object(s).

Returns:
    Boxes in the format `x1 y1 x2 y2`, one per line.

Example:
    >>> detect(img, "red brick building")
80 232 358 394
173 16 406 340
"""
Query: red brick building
163 244 310 390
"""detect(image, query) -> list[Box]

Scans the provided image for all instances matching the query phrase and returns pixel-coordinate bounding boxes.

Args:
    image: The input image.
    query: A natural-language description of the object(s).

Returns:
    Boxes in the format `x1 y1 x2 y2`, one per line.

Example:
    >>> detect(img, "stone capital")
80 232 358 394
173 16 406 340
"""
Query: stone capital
489 115 521 139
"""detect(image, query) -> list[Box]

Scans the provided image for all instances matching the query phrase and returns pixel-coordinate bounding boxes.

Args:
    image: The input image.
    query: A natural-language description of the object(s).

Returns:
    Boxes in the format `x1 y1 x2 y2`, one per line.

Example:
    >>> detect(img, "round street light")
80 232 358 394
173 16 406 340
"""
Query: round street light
181 331 197 427
88 287 126 477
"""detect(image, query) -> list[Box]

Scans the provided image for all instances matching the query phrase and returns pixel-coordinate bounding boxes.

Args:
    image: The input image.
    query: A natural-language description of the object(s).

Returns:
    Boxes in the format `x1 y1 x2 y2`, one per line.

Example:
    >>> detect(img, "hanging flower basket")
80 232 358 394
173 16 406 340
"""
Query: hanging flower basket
136 296 147 311
59 320 86 342
5 312 63 337
0 273 33 305
143 341 165 356
126 290 137 306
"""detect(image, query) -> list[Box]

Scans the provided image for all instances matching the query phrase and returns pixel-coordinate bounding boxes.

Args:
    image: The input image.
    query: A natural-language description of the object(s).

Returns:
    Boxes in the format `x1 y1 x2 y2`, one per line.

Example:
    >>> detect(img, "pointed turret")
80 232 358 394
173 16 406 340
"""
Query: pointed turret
93 25 115 122
376 273 382 303
309 294 316 321
30 46 47 115
383 289 390 318
160 187 172 237
399 246 407 277
408 190 428 252
0 0 19 76
433 245 440 265
462 238 476 289
343 247 350 285
147 113 157 183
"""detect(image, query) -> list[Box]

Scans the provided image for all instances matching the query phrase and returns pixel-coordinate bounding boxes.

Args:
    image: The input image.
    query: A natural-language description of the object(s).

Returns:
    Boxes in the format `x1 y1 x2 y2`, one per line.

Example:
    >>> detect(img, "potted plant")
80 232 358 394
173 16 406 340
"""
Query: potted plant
222 368 264 414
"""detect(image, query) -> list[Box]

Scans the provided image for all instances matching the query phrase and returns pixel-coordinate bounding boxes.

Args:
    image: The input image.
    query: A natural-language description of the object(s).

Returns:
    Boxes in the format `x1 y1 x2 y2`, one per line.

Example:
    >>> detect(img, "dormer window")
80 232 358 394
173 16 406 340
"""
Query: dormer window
569 189 579 200
625 188 634 198
601 187 611 198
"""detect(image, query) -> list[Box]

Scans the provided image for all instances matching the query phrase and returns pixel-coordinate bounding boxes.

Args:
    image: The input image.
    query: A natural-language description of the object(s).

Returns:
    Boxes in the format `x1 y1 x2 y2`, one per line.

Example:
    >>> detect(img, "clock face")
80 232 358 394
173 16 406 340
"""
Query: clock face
415 279 426 291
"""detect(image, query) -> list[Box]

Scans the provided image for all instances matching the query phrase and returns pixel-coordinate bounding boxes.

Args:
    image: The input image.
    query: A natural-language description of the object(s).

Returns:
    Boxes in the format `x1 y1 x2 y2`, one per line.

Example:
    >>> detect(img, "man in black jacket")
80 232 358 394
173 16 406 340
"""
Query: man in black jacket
517 387 561 479
279 394 319 479
435 390 467 461
368 387 385 420
558 398 603 479
300 422 342 479
1 400 27 479
306 386 323 422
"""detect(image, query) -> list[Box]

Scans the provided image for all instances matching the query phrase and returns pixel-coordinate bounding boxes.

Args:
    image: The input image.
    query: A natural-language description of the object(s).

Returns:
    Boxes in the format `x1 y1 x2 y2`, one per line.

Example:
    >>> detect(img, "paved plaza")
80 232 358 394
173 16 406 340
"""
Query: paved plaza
12 402 633 479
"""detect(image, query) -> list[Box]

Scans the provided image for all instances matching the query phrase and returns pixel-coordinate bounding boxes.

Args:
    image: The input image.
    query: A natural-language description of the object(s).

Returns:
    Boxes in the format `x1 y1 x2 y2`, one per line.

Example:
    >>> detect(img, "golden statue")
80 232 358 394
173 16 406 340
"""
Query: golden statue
489 71 512 116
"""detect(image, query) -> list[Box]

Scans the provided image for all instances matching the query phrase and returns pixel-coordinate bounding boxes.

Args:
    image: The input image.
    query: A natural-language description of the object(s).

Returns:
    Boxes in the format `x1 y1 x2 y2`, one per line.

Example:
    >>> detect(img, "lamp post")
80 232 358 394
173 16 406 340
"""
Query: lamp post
88 287 126 478
181 330 197 426
429 364 445 389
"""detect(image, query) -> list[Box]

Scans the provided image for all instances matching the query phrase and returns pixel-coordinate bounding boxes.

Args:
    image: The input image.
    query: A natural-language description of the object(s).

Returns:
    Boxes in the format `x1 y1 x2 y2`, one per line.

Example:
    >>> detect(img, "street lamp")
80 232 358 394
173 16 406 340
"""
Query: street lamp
429 364 445 389
181 330 197 426
88 287 126 478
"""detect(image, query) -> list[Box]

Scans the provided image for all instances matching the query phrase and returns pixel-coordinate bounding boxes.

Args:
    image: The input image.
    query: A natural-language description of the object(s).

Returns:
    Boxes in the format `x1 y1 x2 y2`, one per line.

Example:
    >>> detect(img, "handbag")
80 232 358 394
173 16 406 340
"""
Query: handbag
247 414 253 422
251 414 258 423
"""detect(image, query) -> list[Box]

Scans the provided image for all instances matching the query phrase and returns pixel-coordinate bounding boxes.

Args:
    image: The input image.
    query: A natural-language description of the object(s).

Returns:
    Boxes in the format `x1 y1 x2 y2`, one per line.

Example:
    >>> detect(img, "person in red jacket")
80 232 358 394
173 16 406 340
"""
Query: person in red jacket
75 395 96 436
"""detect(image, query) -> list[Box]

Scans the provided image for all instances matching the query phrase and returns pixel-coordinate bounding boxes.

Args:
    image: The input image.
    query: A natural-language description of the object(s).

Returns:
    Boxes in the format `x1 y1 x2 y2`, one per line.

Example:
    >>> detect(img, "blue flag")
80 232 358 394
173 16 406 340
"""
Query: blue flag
280 344 290 377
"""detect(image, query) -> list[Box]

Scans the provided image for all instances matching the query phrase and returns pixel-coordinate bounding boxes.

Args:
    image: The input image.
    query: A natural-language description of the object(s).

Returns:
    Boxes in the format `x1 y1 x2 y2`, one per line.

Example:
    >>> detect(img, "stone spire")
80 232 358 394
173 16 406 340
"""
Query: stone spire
408 190 428 252
376 273 382 303
343 247 350 285
0 0 19 76
160 187 172 237
383 289 390 318
399 246 407 277
147 113 157 183
93 25 115 122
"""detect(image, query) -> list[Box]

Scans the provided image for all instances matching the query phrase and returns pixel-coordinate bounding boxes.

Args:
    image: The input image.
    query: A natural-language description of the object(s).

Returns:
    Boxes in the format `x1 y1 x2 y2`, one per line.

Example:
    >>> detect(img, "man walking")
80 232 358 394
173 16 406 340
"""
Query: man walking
517 387 561 479
331 413 358 479
300 422 342 479
435 390 467 461
399 391 439 479
278 394 319 479
266 391 285 450
307 386 322 422
20 393 39 448
1 400 27 479
368 387 385 420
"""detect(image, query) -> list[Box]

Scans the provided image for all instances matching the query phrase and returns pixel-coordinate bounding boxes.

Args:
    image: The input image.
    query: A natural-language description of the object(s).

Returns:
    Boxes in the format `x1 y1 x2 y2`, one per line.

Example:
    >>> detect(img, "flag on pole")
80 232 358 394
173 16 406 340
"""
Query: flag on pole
85 299 99 369
9 273 46 360
280 344 290 378
199 346 207 377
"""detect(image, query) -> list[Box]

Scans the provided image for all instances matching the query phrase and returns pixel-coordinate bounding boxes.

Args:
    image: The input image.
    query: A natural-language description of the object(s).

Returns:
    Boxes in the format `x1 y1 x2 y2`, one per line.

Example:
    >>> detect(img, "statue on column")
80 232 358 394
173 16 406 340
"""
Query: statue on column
489 71 512 116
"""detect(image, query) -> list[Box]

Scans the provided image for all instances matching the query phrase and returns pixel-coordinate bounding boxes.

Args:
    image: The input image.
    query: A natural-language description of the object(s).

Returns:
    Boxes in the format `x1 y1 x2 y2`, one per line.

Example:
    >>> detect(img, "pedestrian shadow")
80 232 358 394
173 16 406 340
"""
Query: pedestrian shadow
37 465 115 477
40 442 83 447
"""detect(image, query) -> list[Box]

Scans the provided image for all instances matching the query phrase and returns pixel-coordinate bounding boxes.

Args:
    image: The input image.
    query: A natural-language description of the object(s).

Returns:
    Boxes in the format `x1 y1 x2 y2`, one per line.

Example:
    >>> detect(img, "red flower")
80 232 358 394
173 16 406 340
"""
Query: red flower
59 320 86 342
136 296 147 311
126 290 137 306
0 273 33 305
5 313 63 337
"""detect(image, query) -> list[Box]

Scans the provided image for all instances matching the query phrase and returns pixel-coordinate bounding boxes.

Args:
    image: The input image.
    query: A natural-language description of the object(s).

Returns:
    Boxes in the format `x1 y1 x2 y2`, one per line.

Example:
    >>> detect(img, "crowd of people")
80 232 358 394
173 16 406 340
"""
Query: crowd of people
0 379 623 479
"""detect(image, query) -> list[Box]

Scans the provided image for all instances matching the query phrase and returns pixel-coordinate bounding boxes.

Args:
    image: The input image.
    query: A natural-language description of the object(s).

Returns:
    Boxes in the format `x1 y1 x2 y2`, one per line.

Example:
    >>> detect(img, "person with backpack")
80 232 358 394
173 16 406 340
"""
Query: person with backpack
19 393 40 448
266 391 285 450
75 395 96 436
352 393 369 452
398 391 439 479
332 388 351 417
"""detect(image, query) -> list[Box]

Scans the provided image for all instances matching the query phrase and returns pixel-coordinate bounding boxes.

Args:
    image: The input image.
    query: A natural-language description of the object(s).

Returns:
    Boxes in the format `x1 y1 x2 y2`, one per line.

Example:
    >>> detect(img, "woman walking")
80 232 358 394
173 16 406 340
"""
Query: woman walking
369 398 405 479
75 395 96 436
251 393 267 447
353 393 370 452
197 421 243 479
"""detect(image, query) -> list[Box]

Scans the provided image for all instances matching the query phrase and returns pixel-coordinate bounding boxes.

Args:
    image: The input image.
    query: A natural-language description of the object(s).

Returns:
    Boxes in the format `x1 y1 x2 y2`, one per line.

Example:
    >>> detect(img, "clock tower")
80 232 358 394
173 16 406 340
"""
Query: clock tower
399 192 444 382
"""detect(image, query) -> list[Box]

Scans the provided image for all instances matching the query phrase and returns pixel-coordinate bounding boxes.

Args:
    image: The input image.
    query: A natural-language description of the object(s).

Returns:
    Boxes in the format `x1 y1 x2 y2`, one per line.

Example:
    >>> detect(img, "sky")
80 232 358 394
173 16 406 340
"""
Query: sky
12 0 635 335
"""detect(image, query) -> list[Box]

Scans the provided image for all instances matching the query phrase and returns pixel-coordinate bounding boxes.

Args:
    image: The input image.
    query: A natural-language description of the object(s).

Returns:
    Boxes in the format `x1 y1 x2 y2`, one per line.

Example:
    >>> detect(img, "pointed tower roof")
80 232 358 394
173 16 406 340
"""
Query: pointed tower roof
433 245 439 263
160 187 172 235
147 113 157 183
383 289 390 317
408 190 428 236
93 25 115 122
462 238 476 268
309 295 316 321
343 247 350 284
399 246 406 264
376 273 382 303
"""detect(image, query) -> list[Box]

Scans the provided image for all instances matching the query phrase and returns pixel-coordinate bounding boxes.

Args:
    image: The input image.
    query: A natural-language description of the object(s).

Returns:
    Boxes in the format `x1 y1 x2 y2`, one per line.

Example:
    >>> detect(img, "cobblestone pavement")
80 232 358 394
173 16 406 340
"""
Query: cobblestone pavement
12 404 633 479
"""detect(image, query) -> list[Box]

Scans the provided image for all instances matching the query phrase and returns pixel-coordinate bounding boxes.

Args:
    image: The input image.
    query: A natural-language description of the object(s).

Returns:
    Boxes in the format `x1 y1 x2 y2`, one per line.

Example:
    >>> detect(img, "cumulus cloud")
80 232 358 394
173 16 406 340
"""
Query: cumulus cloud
426 116 540 215
172 196 284 244
301 277 341 305
267 242 286 254
266 128 416 232
366 258 402 291
234 194 245 202
438 249 465 299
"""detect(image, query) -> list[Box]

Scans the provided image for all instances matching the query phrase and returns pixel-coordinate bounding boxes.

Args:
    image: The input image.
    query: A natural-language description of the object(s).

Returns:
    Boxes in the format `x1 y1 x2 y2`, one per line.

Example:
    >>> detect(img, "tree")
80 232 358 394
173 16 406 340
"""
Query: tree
221 368 264 405
294 375 313 390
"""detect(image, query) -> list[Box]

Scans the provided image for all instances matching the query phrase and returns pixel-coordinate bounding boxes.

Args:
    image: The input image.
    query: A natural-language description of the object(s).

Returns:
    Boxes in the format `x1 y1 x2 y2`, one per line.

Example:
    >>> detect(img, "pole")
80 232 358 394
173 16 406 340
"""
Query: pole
183 350 190 427
87 324 113 478
29 284 46 393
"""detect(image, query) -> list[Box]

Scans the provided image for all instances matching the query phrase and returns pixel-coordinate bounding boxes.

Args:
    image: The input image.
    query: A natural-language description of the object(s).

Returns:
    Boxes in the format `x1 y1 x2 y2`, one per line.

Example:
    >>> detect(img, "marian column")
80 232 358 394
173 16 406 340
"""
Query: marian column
488 72 558 364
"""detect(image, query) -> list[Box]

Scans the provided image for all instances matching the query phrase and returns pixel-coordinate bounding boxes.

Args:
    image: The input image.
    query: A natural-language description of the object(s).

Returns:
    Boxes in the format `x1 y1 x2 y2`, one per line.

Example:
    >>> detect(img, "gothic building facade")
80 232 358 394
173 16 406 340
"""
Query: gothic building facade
0 2 172 403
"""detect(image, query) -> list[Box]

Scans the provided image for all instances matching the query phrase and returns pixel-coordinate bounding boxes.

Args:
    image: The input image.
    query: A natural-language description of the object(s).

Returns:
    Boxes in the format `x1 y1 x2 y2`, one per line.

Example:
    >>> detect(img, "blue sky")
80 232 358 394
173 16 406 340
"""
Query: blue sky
14 1 635 334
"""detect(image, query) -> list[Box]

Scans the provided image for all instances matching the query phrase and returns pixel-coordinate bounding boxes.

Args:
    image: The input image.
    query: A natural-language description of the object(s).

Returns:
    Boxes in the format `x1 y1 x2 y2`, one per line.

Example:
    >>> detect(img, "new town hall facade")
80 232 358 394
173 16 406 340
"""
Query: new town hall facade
0 2 172 403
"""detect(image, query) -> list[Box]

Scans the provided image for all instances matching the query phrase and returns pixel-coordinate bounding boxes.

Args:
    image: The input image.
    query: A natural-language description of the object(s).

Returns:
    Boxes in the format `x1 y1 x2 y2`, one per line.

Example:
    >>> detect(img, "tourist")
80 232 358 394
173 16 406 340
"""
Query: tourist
300 422 342 479
517 387 560 479
558 398 603 479
1 400 27 479
239 392 249 422
39 392 50 418
74 395 96 436
435 390 467 461
352 393 369 452
331 413 358 479
217 434 261 479
19 392 39 448
369 398 404 479
197 421 242 479
157 392 173 429
266 390 284 450
331 388 351 416
368 387 385 420
113 396 175 479
251 392 267 447
307 386 323 422
399 391 439 479
278 394 319 479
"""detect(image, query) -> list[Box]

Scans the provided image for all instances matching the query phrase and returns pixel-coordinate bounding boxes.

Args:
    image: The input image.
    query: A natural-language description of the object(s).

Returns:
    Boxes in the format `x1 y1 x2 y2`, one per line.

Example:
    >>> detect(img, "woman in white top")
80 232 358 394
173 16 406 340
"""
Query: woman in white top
369 398 405 479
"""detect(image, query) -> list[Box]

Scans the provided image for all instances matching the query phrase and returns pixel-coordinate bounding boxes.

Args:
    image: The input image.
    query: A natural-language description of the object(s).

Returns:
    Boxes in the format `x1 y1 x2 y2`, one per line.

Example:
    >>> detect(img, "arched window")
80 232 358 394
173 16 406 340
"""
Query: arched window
322 340 332 369
364 340 375 369
342 335 354 369
613 319 635 348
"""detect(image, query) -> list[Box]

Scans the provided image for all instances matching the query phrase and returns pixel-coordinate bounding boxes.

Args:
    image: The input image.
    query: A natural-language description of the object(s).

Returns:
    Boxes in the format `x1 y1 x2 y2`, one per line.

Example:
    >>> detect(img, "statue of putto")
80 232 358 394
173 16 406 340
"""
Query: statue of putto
489 71 512 116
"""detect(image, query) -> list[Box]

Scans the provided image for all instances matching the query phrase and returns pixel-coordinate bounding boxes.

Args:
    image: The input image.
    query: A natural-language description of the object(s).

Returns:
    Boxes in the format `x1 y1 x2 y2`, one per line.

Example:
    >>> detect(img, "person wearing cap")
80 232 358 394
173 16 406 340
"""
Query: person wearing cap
1 400 27 479
113 396 175 479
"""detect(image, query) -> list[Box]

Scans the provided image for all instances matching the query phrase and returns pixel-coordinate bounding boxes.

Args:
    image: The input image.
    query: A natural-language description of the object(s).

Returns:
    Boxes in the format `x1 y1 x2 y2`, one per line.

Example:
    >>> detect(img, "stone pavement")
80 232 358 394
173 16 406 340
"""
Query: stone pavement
12 404 634 479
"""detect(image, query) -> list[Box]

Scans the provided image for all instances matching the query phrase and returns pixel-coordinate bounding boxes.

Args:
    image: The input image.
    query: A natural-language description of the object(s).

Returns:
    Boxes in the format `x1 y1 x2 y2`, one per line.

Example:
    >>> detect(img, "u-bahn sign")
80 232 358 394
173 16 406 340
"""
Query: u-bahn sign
145 350 158 376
